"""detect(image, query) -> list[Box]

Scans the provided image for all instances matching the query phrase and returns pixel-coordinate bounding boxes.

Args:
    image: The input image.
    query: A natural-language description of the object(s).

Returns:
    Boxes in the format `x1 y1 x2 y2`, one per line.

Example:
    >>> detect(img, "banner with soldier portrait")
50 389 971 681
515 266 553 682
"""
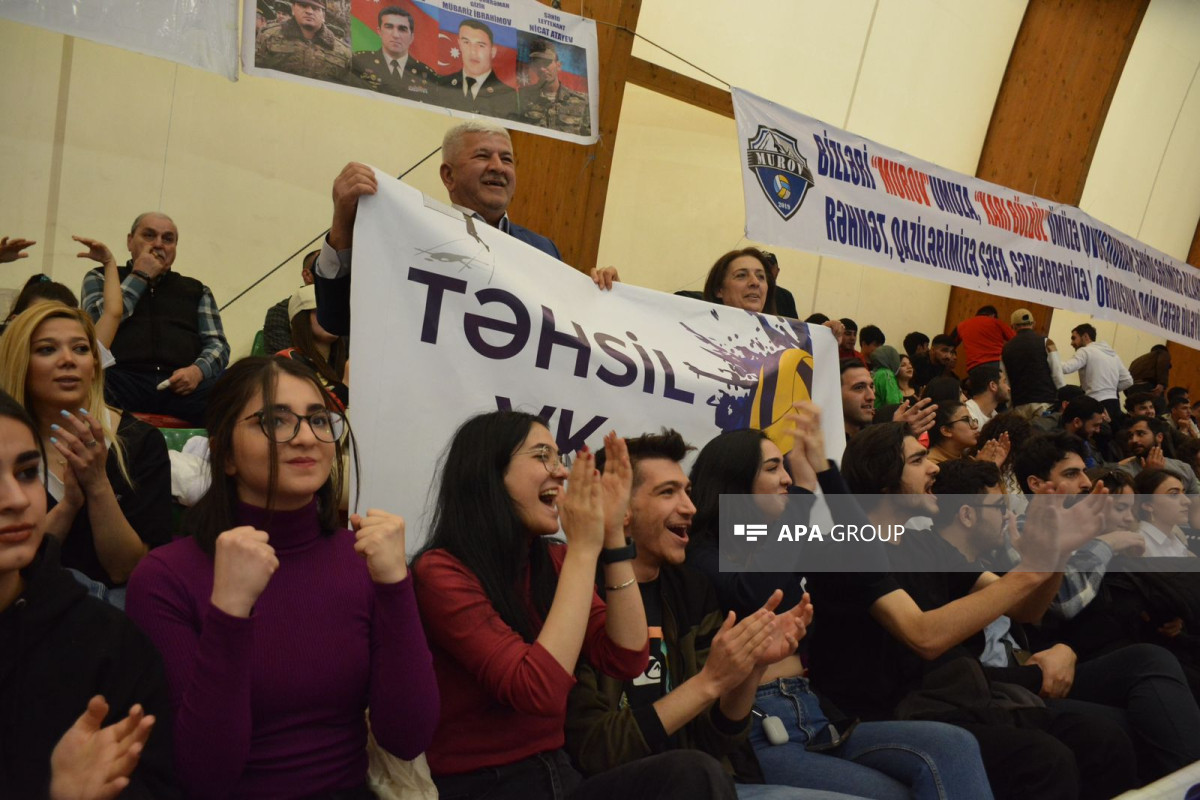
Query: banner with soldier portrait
244 0 599 144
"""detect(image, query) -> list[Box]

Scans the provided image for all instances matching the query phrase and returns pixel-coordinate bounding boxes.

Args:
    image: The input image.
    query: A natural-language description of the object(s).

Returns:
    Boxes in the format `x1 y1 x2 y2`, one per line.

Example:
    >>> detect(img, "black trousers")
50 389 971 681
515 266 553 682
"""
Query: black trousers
1067 643 1200 783
104 366 215 427
957 703 1137 800
433 749 737 800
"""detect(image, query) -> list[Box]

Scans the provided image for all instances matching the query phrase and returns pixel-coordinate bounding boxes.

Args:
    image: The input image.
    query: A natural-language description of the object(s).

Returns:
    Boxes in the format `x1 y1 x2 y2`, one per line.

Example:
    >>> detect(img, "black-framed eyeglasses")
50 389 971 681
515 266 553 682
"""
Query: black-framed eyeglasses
520 445 573 474
245 409 346 443
950 416 980 429
963 501 1009 514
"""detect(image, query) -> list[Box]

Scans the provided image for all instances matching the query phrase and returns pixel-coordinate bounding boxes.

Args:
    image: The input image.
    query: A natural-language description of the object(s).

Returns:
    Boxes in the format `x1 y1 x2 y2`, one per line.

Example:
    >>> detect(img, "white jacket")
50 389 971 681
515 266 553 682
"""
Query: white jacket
1059 341 1133 402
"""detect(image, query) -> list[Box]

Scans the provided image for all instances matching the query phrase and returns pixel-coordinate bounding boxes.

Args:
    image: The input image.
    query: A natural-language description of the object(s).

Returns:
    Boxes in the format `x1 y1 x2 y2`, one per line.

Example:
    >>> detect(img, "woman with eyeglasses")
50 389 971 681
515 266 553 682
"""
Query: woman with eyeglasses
0 302 170 599
412 412 735 799
926 401 979 465
126 357 438 799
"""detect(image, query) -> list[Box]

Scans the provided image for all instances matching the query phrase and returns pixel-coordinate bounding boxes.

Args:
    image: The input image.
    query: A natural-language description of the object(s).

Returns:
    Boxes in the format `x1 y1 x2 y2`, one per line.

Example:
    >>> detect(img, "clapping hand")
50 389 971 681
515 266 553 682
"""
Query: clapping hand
598 431 633 540
49 696 155 800
975 432 1011 467
49 409 110 496
781 402 826 492
558 449 605 555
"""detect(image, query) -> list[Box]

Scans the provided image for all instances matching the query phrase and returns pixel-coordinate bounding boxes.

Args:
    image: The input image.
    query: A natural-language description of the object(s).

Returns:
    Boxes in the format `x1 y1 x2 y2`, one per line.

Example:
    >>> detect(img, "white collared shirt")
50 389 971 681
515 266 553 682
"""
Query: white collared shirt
384 53 409 76
463 70 492 98
1138 520 1194 558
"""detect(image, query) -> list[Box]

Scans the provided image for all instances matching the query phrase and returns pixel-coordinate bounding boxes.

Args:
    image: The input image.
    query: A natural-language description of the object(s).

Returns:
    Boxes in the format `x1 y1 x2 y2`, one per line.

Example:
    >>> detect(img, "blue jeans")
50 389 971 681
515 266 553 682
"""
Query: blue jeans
751 678 993 800
67 568 126 610
735 783 867 800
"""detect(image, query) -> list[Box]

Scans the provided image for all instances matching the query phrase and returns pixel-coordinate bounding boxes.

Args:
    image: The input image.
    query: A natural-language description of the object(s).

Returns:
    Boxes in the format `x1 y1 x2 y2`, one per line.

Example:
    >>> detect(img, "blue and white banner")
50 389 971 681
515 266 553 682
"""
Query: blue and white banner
350 170 843 550
734 88 1200 349
1 0 239 79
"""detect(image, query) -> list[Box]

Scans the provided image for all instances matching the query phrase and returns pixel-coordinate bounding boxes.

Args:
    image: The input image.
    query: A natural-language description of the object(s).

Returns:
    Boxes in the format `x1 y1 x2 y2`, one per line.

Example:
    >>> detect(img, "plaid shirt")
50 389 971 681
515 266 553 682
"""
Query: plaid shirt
982 534 1115 621
82 264 230 379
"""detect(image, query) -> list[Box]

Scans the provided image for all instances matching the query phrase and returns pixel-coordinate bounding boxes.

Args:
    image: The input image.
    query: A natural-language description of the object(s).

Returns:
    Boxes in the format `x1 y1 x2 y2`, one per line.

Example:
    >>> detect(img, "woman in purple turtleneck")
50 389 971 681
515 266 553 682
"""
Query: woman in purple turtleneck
127 357 438 799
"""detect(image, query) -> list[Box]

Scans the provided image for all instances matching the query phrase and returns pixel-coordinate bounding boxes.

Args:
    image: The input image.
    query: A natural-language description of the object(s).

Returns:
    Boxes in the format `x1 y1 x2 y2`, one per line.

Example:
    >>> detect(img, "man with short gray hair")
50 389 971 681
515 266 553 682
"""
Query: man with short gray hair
81 212 229 426
315 121 617 335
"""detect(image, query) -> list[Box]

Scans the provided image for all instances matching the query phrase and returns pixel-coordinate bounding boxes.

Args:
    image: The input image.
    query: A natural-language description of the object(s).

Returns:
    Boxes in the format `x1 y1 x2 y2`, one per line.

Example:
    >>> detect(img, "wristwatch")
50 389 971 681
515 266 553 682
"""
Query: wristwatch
132 269 154 282
599 539 637 564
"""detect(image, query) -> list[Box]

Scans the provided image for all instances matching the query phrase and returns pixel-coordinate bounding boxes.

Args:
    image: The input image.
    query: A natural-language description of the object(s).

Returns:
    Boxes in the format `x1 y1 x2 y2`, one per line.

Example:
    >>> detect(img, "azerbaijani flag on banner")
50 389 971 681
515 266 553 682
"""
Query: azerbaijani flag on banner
350 0 585 91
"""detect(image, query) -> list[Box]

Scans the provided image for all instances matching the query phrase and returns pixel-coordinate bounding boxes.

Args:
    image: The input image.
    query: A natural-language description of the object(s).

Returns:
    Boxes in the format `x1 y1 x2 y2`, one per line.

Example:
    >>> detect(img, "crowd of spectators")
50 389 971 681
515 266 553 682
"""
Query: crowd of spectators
3 120 1200 798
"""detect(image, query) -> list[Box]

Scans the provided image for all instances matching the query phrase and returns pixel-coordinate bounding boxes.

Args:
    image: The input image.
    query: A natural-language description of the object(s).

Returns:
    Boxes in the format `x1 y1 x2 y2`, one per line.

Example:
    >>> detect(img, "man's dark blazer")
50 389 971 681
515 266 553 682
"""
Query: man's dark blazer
314 220 560 336
351 51 438 100
433 71 516 118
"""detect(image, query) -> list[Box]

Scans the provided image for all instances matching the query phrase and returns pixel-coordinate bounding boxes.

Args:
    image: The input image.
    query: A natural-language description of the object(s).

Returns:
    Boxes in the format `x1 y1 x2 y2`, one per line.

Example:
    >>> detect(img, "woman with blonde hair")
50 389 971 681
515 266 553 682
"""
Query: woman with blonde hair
0 302 170 596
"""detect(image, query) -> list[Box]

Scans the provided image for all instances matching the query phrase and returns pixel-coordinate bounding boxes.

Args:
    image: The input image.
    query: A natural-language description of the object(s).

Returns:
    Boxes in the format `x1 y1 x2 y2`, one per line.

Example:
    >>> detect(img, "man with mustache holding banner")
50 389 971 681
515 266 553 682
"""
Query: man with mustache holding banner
314 121 618 336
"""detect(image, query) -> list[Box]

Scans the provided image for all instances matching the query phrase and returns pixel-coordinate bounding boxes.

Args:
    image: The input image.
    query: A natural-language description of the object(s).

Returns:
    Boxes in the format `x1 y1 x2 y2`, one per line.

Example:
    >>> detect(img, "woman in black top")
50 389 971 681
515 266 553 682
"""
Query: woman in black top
0 303 170 594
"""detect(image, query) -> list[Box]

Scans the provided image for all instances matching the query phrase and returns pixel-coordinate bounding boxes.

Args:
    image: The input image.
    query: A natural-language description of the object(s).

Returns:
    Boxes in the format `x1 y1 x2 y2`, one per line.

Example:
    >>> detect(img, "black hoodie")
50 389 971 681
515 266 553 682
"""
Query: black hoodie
0 537 178 798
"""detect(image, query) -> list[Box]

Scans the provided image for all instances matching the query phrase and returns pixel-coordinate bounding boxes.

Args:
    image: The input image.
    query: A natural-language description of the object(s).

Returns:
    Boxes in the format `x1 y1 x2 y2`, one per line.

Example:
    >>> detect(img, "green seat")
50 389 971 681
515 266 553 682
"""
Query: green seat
159 427 206 452
159 427 206 536
252 329 267 356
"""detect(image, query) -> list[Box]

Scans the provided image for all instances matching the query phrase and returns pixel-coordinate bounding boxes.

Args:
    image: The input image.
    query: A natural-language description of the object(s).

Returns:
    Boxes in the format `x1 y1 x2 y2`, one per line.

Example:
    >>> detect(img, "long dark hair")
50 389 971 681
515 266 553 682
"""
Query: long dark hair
416 410 559 643
0 388 46 479
929 400 965 447
289 310 347 387
5 275 79 321
689 429 769 546
185 357 355 556
701 247 778 315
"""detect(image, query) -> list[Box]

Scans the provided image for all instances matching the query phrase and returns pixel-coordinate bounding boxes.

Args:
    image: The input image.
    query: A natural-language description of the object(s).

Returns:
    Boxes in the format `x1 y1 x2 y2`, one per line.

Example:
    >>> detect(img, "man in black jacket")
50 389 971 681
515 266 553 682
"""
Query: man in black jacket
1001 308 1061 421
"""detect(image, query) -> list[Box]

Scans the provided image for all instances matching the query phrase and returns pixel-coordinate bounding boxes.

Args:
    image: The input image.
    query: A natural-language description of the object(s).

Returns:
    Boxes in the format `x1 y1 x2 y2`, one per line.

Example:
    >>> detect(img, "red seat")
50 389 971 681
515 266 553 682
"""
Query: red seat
130 412 193 429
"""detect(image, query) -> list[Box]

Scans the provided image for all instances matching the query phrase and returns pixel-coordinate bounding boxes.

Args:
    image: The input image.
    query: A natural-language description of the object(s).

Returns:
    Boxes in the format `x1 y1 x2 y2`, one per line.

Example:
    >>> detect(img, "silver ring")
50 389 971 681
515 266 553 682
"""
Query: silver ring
85 440 99 448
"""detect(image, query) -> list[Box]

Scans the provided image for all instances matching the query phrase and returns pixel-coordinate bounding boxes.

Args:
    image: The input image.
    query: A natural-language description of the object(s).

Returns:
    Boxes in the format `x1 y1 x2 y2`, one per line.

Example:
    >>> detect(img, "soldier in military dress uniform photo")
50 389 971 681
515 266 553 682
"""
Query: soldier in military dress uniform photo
255 0 352 82
516 38 590 136
350 6 437 101
434 19 516 119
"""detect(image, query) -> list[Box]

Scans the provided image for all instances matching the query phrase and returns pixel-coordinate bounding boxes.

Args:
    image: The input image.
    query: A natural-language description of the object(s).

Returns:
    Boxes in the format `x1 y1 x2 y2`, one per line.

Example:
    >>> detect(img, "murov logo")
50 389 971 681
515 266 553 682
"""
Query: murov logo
746 126 815 220
734 524 769 543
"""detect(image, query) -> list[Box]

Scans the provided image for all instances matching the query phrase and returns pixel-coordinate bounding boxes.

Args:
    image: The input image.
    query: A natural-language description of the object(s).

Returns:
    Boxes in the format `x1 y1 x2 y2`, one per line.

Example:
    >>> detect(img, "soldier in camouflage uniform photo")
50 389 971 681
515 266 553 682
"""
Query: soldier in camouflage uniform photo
350 6 437 101
517 38 590 136
255 0 352 83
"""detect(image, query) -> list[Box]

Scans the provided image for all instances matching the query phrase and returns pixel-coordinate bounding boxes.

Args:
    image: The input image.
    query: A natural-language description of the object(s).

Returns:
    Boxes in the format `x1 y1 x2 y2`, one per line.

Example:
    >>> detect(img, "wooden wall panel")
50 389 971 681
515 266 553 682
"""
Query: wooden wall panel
504 0 641 272
944 0 1149 342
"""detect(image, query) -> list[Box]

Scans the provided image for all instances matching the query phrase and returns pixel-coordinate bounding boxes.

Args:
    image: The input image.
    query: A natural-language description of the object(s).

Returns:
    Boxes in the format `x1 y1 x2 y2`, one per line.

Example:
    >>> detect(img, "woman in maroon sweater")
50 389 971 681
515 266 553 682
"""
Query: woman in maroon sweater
127 357 438 798
413 412 737 800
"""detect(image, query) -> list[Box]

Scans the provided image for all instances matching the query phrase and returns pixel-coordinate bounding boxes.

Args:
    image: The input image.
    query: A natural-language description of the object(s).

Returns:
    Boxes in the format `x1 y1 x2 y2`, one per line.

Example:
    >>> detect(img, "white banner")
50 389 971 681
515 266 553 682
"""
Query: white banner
350 170 844 549
734 88 1200 348
1 0 239 79
244 0 599 144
